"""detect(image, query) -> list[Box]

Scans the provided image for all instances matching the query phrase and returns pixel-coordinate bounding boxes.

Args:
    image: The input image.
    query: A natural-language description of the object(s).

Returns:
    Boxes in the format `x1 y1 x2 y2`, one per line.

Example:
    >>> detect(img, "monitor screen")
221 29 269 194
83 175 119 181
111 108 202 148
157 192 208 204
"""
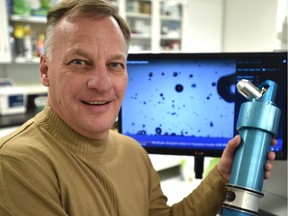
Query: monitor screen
118 52 287 160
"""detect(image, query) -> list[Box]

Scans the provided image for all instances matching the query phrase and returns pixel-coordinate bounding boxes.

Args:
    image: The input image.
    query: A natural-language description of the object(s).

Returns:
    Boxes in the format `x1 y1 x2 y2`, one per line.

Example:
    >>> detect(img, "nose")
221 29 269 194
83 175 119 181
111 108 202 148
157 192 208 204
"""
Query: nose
86 66 113 92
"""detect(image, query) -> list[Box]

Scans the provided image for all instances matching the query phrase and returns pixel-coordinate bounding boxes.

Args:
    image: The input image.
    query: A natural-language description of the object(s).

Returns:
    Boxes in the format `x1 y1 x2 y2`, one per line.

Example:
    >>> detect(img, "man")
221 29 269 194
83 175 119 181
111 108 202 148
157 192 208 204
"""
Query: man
0 0 275 215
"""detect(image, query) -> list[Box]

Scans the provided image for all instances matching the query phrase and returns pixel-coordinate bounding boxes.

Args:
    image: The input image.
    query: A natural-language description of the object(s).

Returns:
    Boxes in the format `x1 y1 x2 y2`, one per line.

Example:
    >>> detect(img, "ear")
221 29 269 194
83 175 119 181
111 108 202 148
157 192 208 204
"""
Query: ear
40 54 50 87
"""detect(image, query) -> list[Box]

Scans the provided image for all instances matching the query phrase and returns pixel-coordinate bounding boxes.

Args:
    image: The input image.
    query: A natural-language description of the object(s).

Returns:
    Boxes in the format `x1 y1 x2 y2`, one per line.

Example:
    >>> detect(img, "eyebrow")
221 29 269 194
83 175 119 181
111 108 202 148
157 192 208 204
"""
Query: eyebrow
65 48 126 62
109 54 126 62
65 48 90 59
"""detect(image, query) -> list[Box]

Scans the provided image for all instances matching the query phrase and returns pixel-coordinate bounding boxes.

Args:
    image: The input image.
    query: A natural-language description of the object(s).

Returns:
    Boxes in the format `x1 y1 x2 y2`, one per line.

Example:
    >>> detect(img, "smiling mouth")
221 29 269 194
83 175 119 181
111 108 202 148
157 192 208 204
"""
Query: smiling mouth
82 101 109 105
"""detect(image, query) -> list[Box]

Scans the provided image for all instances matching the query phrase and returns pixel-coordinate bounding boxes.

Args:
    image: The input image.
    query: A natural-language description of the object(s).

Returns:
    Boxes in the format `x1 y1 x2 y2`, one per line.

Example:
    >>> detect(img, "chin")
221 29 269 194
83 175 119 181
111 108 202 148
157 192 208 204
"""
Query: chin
90 122 114 133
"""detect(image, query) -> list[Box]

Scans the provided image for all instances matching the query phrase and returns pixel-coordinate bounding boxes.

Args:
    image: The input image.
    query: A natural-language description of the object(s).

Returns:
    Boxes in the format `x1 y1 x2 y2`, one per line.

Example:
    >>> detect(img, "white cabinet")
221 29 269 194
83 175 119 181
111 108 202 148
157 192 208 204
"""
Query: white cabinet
126 3 153 51
119 0 186 52
0 0 12 63
159 0 183 51
1 0 187 65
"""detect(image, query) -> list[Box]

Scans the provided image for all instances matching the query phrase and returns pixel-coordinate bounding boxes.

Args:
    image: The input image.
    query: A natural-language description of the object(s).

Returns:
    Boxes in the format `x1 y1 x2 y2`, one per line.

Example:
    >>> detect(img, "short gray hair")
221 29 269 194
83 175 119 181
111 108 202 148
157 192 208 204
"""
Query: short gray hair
44 0 131 60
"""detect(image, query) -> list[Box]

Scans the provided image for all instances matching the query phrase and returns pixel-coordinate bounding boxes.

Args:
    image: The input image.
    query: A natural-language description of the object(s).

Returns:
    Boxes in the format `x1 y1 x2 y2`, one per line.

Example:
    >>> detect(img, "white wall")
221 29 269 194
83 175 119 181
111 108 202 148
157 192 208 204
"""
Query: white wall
222 0 279 51
182 0 224 52
185 0 286 52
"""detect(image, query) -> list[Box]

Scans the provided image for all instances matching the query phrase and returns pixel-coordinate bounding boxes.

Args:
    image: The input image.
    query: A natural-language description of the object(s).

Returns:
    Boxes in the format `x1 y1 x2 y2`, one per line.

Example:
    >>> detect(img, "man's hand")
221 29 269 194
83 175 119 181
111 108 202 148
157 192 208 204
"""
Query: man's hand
217 135 277 182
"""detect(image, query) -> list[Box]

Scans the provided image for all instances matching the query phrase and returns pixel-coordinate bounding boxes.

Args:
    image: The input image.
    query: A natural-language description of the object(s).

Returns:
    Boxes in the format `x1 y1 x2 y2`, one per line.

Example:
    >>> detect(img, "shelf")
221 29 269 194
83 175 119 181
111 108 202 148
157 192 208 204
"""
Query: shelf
126 12 151 19
161 15 181 21
14 57 40 64
10 15 47 24
131 34 151 39
161 35 181 40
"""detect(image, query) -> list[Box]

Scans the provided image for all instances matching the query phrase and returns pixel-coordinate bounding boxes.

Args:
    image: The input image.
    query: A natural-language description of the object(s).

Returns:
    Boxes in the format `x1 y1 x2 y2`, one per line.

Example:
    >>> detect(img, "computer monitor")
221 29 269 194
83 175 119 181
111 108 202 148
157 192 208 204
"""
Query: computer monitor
118 52 287 162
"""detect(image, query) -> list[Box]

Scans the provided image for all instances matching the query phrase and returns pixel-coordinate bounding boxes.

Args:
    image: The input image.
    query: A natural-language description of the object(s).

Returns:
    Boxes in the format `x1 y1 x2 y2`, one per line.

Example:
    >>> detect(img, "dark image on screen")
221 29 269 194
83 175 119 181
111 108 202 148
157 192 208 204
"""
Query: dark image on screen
118 52 287 160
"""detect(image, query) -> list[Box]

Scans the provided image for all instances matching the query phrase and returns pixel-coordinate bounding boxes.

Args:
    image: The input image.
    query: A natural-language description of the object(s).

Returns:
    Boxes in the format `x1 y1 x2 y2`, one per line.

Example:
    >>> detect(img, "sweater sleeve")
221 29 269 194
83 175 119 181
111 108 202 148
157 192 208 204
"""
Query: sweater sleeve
170 166 227 216
0 154 68 216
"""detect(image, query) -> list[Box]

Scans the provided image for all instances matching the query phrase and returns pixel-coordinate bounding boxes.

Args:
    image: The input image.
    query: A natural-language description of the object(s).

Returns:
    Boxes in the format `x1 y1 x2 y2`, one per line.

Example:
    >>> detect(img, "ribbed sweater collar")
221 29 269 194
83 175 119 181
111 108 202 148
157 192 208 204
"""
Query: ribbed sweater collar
34 104 108 160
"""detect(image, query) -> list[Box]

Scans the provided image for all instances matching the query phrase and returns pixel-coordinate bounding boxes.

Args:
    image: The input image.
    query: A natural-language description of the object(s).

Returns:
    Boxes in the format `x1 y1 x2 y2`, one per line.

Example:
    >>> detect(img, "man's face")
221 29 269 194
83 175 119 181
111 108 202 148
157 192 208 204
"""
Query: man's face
40 15 128 139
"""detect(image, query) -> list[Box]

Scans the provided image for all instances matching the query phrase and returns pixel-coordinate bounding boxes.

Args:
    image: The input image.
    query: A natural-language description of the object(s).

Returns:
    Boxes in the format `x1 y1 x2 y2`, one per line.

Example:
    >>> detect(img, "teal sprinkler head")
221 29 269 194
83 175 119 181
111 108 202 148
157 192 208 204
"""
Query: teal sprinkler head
237 79 277 102
221 79 281 216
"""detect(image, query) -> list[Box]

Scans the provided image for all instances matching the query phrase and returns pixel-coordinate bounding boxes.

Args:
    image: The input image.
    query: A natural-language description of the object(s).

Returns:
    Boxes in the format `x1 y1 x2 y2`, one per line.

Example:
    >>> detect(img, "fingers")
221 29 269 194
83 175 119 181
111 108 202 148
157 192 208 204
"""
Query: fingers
265 162 273 172
267 151 276 161
265 151 275 180
271 138 277 146
264 162 273 179
265 171 271 179
219 135 275 181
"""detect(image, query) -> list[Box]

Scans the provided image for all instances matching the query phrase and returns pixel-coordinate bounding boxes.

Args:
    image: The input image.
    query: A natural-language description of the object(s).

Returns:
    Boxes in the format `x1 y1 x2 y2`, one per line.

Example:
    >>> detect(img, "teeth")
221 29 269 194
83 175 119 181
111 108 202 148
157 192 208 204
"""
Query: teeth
85 101 107 105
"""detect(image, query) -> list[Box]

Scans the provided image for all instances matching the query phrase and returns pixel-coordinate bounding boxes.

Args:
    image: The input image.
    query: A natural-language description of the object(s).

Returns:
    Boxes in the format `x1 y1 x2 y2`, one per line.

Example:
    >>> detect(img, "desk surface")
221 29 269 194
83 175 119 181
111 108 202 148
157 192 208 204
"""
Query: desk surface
0 109 40 128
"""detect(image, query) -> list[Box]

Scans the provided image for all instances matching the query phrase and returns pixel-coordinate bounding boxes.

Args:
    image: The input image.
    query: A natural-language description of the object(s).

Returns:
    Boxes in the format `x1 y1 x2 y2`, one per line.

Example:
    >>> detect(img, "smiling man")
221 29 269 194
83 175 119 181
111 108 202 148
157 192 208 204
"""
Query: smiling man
40 14 128 139
0 0 276 216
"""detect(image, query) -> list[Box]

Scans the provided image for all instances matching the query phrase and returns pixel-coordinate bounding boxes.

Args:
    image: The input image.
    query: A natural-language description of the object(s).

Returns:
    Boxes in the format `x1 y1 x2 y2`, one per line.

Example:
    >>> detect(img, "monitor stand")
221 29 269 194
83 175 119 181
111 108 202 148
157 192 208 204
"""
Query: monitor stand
194 155 204 179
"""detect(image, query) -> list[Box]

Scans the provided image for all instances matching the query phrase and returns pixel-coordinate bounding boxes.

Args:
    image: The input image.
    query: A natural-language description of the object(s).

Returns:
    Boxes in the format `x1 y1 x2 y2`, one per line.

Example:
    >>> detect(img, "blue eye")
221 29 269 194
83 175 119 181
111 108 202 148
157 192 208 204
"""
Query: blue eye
72 59 85 65
110 62 124 69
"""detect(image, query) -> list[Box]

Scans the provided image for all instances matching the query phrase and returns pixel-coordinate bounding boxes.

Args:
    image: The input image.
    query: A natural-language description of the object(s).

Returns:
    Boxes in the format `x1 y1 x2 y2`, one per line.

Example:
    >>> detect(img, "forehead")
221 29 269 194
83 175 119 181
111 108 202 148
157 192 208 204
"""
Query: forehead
56 15 120 35
52 15 127 53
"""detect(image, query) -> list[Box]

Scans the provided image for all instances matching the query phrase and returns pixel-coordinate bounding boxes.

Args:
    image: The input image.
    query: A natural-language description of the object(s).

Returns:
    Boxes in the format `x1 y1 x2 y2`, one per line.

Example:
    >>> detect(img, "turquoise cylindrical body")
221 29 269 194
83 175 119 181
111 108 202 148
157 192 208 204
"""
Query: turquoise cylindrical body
221 80 281 216
222 208 255 216
229 100 280 191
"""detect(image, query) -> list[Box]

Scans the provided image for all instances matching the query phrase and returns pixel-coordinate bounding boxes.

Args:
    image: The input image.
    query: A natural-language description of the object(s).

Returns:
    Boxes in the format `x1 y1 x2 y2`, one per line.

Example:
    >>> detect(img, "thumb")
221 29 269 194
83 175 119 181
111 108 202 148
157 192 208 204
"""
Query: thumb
224 135 241 157
217 135 241 181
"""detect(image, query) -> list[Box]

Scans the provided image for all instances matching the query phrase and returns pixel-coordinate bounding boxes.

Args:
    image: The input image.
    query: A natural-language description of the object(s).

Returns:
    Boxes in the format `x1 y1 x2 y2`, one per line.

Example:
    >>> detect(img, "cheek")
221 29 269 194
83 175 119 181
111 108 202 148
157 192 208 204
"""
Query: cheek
49 71 74 98
115 76 128 98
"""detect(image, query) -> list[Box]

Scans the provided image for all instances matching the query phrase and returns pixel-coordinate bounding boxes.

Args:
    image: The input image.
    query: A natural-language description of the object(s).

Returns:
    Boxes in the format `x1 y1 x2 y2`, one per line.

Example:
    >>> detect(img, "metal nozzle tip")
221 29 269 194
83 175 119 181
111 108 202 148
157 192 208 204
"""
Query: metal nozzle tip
237 79 262 99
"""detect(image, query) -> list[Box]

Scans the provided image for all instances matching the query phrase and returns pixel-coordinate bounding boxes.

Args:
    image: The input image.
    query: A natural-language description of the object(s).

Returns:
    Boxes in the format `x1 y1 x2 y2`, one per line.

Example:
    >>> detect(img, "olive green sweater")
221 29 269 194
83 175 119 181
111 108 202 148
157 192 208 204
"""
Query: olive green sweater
0 105 226 216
